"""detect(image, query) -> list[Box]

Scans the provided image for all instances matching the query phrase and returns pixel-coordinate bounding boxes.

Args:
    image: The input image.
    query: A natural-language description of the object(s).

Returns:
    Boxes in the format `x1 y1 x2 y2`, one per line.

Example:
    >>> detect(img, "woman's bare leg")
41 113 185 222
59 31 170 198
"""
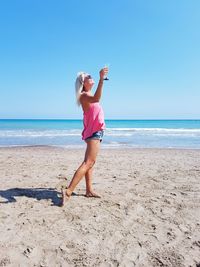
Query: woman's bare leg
85 168 101 197
61 140 100 206
85 168 93 193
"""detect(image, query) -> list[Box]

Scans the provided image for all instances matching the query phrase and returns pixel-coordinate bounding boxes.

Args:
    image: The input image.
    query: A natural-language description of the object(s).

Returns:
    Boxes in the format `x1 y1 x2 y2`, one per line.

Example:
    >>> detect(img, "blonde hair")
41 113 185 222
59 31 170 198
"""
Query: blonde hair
75 72 88 106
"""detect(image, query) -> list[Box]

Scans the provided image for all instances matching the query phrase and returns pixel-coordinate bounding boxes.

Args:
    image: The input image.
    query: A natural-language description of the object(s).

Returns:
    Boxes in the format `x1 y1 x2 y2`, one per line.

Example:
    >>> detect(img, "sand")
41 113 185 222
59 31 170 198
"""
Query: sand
0 146 200 267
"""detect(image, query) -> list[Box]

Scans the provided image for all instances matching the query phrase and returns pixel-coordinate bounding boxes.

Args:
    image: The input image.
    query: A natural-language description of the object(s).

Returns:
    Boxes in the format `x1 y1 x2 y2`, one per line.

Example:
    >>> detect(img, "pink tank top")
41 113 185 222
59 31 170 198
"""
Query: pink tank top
82 102 106 140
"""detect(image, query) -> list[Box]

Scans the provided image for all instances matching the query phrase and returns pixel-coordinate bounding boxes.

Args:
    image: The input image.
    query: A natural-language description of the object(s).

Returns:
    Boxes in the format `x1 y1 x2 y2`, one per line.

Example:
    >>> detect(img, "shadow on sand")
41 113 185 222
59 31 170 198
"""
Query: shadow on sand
0 187 62 206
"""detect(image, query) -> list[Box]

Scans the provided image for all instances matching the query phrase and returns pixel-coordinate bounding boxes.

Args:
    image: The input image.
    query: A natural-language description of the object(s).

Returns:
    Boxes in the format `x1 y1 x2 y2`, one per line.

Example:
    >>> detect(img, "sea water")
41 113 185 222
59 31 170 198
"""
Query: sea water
0 119 200 149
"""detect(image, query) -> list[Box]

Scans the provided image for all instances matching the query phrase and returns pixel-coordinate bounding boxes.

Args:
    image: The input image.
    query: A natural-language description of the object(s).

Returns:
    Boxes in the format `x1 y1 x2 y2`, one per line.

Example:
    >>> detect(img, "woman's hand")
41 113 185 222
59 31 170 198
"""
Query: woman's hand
99 67 109 80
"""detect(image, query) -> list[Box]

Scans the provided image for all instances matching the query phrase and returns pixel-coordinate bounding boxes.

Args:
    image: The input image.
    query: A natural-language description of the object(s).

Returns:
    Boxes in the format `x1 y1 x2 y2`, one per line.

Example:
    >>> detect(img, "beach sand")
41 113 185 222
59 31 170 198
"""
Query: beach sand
0 146 200 267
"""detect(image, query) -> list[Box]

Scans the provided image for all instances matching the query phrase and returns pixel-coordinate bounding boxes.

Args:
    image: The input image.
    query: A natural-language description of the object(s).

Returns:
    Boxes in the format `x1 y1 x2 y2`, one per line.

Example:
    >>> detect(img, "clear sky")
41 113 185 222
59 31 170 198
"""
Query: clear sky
0 0 199 119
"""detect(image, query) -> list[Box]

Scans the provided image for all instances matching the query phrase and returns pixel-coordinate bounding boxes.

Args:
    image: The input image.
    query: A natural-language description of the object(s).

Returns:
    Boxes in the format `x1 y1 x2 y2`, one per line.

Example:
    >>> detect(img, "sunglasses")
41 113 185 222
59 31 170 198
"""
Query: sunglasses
85 75 92 80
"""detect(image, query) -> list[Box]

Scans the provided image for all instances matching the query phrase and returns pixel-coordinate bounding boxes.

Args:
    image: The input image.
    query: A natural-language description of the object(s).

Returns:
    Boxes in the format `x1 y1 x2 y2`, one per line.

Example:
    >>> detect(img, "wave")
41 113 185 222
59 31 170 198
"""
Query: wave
106 128 200 137
0 127 200 138
0 129 82 137
106 127 200 132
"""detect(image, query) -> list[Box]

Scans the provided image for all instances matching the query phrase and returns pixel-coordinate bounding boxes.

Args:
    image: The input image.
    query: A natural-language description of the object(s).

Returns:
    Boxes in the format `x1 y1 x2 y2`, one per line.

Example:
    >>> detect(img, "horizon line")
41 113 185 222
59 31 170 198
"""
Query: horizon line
0 118 200 121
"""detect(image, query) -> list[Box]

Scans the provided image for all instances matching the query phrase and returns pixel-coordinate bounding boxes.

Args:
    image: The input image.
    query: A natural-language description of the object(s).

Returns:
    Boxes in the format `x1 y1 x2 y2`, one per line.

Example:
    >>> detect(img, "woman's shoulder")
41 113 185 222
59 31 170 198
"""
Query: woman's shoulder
79 91 90 102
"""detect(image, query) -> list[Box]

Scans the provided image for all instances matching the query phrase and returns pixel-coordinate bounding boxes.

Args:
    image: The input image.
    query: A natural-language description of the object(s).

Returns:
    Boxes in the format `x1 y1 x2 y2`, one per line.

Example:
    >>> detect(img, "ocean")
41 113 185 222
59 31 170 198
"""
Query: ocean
0 119 200 149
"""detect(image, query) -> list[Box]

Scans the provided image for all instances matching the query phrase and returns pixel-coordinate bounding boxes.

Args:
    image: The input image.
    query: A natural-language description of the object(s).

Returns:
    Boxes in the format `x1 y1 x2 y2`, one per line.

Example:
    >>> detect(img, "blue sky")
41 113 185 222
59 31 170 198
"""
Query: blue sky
0 0 199 119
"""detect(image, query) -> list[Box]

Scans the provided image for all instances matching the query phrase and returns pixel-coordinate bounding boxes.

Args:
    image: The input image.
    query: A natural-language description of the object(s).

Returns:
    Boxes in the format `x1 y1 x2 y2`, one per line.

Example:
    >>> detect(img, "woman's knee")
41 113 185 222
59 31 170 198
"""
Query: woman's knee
85 159 95 170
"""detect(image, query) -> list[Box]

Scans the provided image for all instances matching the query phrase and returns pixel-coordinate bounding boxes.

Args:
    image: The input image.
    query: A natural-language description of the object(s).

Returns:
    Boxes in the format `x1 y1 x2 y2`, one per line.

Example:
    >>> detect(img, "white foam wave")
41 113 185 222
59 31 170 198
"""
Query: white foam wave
106 127 200 133
106 128 200 136
0 127 200 138
0 129 82 137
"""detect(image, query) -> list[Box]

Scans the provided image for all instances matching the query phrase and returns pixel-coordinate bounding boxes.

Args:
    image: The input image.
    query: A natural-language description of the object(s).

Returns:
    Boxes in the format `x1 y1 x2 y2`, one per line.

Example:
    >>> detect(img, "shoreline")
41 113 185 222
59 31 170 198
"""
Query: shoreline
1 144 200 151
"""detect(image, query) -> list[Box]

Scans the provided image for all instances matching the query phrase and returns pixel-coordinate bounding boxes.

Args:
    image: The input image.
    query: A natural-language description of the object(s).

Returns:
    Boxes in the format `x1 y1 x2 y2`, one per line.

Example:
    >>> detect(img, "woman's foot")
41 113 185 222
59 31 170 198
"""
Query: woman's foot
85 191 101 198
61 187 72 206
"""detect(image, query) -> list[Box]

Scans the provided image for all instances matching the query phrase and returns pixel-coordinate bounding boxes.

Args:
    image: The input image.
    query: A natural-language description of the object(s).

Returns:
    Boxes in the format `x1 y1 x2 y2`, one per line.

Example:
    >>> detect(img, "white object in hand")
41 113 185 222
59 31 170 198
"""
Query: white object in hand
104 63 110 80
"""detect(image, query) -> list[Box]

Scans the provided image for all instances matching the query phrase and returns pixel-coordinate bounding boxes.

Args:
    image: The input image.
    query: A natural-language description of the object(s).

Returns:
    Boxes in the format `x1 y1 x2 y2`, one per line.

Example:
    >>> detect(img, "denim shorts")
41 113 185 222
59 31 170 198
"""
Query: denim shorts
85 130 104 142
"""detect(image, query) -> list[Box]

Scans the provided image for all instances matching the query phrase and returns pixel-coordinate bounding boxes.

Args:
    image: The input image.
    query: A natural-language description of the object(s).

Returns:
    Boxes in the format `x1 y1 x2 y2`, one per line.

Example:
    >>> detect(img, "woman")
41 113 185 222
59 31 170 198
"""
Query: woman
61 67 108 206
